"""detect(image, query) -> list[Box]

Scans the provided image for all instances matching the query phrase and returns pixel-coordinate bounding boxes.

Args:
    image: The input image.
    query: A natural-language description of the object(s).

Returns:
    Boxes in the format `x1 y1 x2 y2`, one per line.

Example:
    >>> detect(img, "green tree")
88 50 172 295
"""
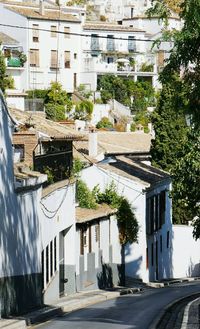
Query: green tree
98 74 155 112
0 49 10 93
44 82 72 121
73 100 94 121
96 117 113 129
151 77 188 172
149 0 200 238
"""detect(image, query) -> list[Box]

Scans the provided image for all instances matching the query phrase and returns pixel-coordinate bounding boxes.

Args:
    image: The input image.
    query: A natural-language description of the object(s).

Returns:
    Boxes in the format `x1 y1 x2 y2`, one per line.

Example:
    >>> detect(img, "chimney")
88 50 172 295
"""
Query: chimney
39 0 45 15
88 130 98 158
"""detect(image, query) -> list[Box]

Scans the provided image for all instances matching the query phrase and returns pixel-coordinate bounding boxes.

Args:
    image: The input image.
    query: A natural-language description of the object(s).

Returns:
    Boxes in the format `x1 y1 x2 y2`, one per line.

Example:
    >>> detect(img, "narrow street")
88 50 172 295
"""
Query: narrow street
35 282 200 329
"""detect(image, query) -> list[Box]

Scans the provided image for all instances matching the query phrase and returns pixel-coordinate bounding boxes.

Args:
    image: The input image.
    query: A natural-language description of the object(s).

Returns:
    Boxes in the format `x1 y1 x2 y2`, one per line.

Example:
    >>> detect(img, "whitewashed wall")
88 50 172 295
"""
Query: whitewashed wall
91 103 110 125
80 164 149 282
40 183 75 250
172 225 200 278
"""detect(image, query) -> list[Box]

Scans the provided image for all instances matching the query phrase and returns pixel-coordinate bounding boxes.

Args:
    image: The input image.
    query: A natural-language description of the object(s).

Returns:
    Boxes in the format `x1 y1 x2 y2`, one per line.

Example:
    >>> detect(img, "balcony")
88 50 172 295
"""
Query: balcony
4 48 27 69
7 57 22 68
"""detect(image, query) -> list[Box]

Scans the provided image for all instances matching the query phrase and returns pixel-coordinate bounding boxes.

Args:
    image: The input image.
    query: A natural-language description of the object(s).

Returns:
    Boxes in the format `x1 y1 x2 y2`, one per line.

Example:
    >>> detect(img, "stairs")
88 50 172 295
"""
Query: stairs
0 319 26 329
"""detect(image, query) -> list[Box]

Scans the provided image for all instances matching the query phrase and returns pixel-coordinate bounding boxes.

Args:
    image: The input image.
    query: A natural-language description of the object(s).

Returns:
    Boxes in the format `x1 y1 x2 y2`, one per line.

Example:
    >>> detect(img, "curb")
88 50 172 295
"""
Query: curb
26 289 137 326
148 292 200 329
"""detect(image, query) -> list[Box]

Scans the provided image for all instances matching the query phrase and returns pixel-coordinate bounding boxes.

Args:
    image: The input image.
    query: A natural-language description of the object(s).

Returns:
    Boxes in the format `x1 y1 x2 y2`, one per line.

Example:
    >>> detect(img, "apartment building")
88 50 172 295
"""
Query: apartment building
0 1 84 93
80 22 160 91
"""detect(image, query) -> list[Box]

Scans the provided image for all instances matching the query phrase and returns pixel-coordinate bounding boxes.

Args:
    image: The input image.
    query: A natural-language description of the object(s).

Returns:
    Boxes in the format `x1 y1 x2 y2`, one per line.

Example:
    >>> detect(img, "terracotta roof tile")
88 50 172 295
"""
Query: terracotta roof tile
6 6 80 22
0 32 19 45
76 204 117 223
9 108 85 140
83 22 146 32
98 155 170 187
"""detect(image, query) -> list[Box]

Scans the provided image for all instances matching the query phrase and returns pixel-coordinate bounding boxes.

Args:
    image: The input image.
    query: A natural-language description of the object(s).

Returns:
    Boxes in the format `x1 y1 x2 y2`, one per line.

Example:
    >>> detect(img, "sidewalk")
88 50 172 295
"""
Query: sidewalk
1 277 200 329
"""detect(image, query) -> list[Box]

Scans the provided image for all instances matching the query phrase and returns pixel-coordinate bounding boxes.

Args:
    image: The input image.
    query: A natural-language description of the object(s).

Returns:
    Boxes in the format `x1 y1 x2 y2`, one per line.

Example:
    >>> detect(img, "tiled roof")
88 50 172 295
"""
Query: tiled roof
98 156 170 187
84 22 146 32
6 6 80 22
73 131 152 163
0 32 19 45
9 108 85 140
76 204 117 224
97 132 152 154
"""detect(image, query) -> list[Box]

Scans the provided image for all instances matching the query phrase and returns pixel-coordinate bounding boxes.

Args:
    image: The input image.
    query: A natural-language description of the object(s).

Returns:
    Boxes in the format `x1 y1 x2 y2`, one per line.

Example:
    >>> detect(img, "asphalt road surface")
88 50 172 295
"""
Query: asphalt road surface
36 282 200 329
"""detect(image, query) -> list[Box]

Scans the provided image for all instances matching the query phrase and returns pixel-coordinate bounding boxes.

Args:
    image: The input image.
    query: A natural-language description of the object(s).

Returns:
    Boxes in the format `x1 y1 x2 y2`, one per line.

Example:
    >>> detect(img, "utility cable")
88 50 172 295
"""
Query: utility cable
0 22 164 43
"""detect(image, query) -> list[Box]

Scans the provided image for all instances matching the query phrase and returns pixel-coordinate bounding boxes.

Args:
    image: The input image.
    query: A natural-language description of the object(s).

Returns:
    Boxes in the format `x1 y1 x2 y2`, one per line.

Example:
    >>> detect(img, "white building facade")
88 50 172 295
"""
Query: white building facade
81 22 160 91
0 1 84 93
80 156 200 282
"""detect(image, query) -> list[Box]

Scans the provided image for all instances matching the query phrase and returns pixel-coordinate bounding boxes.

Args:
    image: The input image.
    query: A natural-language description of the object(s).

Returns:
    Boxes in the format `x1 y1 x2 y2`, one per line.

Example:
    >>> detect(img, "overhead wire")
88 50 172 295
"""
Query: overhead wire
0 22 163 43
73 143 144 195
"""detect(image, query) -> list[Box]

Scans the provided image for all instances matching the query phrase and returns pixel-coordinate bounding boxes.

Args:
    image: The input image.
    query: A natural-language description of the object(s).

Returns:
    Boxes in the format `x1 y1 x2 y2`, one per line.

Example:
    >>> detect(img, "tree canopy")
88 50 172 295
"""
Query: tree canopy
149 0 200 238
44 82 72 121
98 74 155 112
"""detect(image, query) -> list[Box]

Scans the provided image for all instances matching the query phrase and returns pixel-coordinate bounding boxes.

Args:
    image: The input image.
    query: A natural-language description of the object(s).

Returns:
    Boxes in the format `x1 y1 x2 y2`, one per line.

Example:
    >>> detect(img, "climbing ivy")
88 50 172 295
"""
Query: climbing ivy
96 182 139 245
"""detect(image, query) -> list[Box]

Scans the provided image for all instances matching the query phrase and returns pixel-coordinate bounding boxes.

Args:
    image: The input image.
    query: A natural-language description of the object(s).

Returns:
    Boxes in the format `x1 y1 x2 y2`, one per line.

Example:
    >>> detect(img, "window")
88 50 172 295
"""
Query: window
151 243 154 266
30 49 39 67
50 240 53 277
89 226 92 253
32 24 39 42
91 34 100 51
41 250 44 290
167 231 170 248
128 36 136 52
160 235 162 253
73 73 77 89
160 191 166 225
64 51 70 68
51 25 57 37
131 7 134 17
46 245 49 284
54 237 57 272
14 144 24 162
64 26 70 38
80 228 87 255
107 57 114 64
146 190 166 234
107 35 115 51
50 50 58 68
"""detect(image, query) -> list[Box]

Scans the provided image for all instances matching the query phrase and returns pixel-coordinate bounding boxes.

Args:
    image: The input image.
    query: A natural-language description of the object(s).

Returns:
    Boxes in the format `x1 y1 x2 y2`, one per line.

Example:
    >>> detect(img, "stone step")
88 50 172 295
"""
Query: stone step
0 319 26 329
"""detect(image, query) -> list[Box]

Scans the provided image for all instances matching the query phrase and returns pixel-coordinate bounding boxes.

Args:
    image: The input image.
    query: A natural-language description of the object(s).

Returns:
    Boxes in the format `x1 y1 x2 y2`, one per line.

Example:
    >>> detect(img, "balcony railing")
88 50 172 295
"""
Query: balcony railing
7 57 22 68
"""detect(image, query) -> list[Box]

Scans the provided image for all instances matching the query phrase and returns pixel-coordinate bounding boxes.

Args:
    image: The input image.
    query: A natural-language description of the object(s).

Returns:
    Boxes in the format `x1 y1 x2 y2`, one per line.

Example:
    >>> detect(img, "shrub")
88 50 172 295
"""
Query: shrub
76 180 97 209
96 117 113 129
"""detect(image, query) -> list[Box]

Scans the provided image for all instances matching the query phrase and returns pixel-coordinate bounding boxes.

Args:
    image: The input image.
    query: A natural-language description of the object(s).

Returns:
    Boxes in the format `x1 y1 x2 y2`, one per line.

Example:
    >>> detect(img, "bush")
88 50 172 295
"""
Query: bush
26 89 48 99
76 180 97 209
74 100 94 120
96 117 113 129
45 103 65 121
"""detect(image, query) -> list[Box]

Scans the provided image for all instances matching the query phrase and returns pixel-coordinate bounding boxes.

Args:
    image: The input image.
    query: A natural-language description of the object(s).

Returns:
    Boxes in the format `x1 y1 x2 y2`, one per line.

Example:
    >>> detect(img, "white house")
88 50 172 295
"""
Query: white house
80 21 160 91
0 92 81 315
40 179 77 304
80 155 172 283
0 1 84 93
80 153 200 282
75 204 122 291
0 90 47 316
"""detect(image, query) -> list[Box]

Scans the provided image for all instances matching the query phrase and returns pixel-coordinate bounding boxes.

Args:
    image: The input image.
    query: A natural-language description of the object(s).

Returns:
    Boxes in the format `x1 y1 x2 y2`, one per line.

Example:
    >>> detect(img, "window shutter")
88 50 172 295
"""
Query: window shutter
64 26 70 38
51 50 58 68
51 25 57 37
32 24 39 42
64 51 70 68
30 49 39 67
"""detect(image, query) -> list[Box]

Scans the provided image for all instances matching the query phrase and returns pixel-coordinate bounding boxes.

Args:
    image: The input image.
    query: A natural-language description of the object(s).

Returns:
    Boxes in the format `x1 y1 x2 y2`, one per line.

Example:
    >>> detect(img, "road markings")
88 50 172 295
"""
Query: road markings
180 297 200 329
